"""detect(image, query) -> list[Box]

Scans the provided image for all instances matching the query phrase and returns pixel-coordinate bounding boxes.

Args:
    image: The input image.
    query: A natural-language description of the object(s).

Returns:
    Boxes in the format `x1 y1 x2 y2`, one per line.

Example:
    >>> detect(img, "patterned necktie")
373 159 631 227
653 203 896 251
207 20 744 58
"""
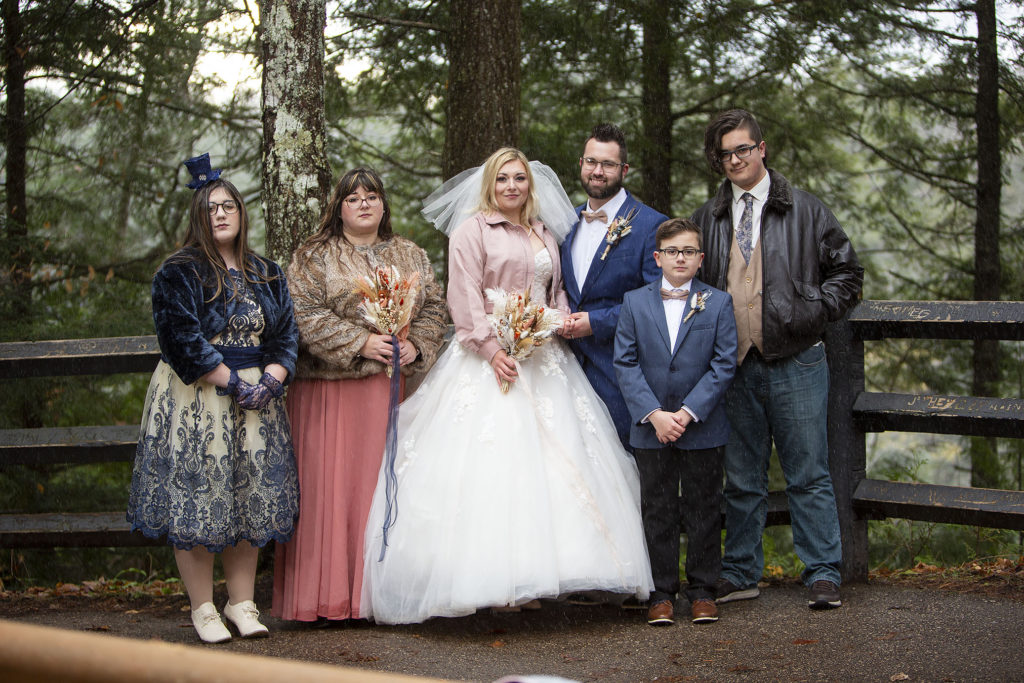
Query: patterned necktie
737 192 754 264
660 288 689 301
581 209 608 223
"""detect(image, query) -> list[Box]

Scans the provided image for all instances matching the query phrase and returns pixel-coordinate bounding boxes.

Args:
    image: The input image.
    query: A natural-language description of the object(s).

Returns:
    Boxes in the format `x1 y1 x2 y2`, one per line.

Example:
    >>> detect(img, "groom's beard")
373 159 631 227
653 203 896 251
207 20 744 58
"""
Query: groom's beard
581 175 622 201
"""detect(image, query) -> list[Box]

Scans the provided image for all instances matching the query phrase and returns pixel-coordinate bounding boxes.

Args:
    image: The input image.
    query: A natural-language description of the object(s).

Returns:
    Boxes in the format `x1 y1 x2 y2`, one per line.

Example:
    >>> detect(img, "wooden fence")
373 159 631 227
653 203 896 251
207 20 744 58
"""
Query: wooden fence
827 300 1024 580
2 300 1023 581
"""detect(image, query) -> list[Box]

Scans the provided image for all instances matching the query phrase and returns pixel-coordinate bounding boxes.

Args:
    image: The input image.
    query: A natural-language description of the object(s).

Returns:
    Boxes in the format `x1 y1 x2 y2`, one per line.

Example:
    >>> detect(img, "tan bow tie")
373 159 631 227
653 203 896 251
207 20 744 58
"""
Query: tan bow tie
581 209 608 223
661 288 689 301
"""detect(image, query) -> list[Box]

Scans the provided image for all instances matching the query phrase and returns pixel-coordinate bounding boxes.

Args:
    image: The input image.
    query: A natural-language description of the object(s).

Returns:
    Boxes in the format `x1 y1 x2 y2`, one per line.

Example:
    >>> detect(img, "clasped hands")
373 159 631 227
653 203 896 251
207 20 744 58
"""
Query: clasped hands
492 312 591 389
558 311 592 340
649 408 694 444
359 333 418 367
219 368 285 411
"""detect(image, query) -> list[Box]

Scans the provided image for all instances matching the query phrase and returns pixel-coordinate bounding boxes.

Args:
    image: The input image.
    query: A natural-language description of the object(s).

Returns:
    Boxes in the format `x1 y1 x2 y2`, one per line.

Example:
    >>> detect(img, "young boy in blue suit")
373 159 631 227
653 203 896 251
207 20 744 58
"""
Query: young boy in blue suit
614 218 737 626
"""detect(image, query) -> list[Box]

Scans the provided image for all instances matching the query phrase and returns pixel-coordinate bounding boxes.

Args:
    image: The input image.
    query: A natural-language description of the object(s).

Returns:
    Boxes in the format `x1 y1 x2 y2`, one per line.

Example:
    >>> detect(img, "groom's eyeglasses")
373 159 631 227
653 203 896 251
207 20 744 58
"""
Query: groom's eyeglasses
581 157 624 171
658 247 701 259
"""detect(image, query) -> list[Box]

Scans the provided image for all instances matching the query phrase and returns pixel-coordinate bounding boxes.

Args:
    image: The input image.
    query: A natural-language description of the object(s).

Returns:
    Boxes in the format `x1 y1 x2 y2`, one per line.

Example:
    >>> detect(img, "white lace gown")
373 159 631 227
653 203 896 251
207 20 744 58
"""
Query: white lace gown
361 250 653 624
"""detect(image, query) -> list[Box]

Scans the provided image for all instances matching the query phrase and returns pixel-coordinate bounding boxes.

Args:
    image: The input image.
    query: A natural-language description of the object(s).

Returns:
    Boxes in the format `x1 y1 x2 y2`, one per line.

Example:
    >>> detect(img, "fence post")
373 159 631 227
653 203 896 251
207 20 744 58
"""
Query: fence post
826 316 869 582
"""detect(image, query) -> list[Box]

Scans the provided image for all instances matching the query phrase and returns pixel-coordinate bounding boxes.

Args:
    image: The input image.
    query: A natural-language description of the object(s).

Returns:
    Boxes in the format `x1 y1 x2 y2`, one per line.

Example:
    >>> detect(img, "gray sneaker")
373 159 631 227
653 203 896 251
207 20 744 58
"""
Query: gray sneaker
715 578 760 604
808 580 842 609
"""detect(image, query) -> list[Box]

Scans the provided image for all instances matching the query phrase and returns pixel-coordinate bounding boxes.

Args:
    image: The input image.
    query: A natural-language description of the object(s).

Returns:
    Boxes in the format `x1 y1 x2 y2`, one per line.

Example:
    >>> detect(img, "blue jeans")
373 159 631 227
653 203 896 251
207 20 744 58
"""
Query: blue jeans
721 343 842 587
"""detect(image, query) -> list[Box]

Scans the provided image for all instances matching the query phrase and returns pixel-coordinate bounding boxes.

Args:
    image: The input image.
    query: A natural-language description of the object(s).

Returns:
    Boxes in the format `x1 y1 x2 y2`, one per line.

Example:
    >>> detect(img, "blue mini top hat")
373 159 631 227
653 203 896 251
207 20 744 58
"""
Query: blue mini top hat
183 152 222 190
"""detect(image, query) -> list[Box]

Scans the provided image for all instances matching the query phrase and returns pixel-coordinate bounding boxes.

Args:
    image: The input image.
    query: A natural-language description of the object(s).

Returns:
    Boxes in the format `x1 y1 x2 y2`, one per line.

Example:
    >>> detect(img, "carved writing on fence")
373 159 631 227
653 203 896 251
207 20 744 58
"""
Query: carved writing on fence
901 395 1024 414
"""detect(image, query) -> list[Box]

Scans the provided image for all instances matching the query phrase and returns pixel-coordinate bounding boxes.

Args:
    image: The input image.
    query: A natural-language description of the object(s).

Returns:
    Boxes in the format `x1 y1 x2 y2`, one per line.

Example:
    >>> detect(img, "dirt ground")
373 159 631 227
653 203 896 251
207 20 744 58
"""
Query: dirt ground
2 566 1023 682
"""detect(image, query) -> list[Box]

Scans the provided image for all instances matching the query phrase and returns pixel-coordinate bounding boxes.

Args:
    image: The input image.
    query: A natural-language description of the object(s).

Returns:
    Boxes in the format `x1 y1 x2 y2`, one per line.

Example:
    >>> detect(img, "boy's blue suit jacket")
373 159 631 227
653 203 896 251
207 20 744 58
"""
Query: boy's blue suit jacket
613 277 737 451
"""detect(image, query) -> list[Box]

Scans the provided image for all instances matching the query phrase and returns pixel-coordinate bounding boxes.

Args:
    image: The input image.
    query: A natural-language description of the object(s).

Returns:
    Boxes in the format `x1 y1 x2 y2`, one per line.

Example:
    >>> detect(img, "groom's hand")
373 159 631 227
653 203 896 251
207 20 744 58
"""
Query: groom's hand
560 312 593 339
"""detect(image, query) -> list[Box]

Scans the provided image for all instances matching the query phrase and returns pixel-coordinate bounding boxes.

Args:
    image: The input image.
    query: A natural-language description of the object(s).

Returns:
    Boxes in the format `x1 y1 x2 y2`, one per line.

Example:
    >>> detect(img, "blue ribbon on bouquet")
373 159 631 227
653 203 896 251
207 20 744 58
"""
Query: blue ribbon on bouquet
378 334 402 560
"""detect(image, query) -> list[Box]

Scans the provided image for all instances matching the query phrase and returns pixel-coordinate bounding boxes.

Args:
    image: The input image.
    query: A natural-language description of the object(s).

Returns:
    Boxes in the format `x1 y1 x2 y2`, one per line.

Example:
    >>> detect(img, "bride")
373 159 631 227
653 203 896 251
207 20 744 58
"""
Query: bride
361 147 652 624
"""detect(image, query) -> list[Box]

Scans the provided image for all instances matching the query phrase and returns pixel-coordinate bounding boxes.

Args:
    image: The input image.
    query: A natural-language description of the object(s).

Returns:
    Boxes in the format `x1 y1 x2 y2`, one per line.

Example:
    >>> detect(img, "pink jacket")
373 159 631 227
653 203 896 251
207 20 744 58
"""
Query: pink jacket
447 211 571 362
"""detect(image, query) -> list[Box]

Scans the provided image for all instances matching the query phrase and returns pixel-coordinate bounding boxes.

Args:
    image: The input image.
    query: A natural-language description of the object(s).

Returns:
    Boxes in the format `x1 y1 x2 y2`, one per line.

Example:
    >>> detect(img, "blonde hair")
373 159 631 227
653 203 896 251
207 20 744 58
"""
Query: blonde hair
476 147 538 225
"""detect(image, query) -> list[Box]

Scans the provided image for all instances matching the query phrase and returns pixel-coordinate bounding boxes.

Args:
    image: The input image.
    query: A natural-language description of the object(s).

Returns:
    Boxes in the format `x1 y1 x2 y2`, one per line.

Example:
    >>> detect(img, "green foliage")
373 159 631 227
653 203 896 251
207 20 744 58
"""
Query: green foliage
2 547 179 590
2 0 263 346
869 520 1021 570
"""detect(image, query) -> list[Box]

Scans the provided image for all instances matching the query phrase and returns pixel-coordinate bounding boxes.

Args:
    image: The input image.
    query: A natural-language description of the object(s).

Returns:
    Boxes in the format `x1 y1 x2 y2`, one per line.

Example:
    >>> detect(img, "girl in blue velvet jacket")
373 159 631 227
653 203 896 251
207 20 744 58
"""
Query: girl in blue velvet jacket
127 154 299 643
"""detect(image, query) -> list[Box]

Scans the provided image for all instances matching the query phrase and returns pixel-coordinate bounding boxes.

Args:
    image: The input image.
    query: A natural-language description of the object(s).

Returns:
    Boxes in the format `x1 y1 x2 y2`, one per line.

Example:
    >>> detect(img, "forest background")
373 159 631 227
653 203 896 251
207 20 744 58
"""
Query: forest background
1 0 1023 588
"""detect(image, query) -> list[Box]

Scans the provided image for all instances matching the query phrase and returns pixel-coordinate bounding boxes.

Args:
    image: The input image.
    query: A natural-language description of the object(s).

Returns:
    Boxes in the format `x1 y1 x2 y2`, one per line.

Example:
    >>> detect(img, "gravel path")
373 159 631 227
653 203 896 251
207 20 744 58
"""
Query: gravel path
2 577 1022 681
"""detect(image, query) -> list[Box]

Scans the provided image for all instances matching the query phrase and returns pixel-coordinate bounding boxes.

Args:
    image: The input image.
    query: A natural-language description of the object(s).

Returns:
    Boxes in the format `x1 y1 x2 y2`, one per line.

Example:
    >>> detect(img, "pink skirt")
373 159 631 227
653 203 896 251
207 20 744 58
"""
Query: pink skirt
272 372 397 621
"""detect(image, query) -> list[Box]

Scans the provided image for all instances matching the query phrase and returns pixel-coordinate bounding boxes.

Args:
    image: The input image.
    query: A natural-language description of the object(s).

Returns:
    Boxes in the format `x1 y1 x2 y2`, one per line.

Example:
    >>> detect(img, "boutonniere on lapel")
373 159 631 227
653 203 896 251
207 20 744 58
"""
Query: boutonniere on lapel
683 291 711 323
599 208 638 260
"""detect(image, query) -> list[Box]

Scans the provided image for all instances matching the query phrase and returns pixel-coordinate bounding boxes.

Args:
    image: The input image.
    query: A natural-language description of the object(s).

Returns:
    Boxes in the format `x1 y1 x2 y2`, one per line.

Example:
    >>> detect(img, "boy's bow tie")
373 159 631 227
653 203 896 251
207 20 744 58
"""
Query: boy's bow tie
661 288 689 301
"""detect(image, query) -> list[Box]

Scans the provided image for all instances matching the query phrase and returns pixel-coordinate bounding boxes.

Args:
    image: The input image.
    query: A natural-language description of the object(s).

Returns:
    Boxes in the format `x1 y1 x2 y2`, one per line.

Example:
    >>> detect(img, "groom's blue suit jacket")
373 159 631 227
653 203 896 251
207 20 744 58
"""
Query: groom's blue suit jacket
613 277 737 451
560 190 666 447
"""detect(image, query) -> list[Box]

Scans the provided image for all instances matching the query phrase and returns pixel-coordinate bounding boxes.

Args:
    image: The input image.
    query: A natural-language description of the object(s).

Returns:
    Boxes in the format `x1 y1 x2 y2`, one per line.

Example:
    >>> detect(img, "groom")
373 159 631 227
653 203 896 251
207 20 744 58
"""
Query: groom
560 123 668 450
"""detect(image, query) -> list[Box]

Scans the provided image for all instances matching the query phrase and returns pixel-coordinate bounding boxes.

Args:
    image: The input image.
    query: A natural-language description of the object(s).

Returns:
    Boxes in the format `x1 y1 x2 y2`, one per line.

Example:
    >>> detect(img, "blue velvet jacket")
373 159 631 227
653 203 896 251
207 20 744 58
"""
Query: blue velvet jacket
151 249 299 385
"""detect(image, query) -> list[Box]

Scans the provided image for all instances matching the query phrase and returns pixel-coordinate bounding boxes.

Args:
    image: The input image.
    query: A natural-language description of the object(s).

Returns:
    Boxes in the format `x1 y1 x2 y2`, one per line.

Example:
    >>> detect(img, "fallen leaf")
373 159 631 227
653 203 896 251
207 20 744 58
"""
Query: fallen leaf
890 674 909 681
488 640 506 648
792 639 818 645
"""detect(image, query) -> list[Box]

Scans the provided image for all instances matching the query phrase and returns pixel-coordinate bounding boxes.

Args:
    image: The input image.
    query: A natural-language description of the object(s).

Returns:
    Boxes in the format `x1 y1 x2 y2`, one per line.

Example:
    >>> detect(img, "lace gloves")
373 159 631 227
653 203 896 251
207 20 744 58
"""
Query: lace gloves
236 372 284 410
216 369 284 411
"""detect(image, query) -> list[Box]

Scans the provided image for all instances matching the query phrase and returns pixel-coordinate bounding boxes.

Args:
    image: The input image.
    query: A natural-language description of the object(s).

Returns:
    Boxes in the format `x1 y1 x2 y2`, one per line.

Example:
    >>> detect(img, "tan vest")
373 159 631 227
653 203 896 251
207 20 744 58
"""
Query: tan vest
727 237 763 364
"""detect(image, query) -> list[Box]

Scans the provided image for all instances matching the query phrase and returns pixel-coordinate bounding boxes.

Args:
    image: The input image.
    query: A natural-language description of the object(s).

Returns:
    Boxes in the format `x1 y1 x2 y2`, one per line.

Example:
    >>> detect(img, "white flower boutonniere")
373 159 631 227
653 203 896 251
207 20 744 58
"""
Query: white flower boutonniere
683 290 711 323
599 208 638 260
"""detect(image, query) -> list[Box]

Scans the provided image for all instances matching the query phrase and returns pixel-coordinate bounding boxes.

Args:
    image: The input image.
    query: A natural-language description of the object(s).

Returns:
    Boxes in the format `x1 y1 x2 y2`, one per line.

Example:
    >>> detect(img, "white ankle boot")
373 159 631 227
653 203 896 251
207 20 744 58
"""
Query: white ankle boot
191 602 231 643
223 599 269 638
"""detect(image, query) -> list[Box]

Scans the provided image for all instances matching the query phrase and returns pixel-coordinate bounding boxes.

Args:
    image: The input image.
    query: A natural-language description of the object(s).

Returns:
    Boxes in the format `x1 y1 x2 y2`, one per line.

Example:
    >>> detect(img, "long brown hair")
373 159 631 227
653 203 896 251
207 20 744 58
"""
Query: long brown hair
165 178 269 301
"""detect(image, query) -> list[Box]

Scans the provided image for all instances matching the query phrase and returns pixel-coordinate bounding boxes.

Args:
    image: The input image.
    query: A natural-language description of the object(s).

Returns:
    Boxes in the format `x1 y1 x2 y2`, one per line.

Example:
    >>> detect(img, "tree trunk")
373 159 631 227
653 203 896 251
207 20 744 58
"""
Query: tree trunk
258 0 332 264
970 0 1002 489
441 0 520 180
639 0 672 216
3 0 30 318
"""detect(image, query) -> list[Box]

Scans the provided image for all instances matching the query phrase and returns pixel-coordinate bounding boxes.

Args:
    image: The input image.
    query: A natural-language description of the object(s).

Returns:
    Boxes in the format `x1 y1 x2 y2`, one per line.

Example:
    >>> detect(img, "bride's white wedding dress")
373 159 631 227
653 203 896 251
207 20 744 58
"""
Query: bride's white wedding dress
361 250 653 624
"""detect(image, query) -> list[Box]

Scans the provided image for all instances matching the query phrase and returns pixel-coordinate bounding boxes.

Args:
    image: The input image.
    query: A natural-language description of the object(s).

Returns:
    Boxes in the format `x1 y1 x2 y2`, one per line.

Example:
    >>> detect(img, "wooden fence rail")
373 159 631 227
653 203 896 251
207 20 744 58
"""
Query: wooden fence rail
2 301 1024 581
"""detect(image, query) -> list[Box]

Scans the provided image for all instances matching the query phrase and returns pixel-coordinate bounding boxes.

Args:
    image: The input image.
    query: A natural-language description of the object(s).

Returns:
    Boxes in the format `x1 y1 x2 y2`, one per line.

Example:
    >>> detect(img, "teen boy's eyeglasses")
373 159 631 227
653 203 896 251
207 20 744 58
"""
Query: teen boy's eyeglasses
658 247 701 259
718 144 759 164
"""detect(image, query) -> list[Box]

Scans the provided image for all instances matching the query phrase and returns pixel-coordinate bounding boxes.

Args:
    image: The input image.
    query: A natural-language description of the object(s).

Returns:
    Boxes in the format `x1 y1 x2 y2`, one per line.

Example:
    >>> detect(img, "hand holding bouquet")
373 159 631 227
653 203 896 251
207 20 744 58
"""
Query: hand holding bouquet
485 288 563 393
355 266 421 377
